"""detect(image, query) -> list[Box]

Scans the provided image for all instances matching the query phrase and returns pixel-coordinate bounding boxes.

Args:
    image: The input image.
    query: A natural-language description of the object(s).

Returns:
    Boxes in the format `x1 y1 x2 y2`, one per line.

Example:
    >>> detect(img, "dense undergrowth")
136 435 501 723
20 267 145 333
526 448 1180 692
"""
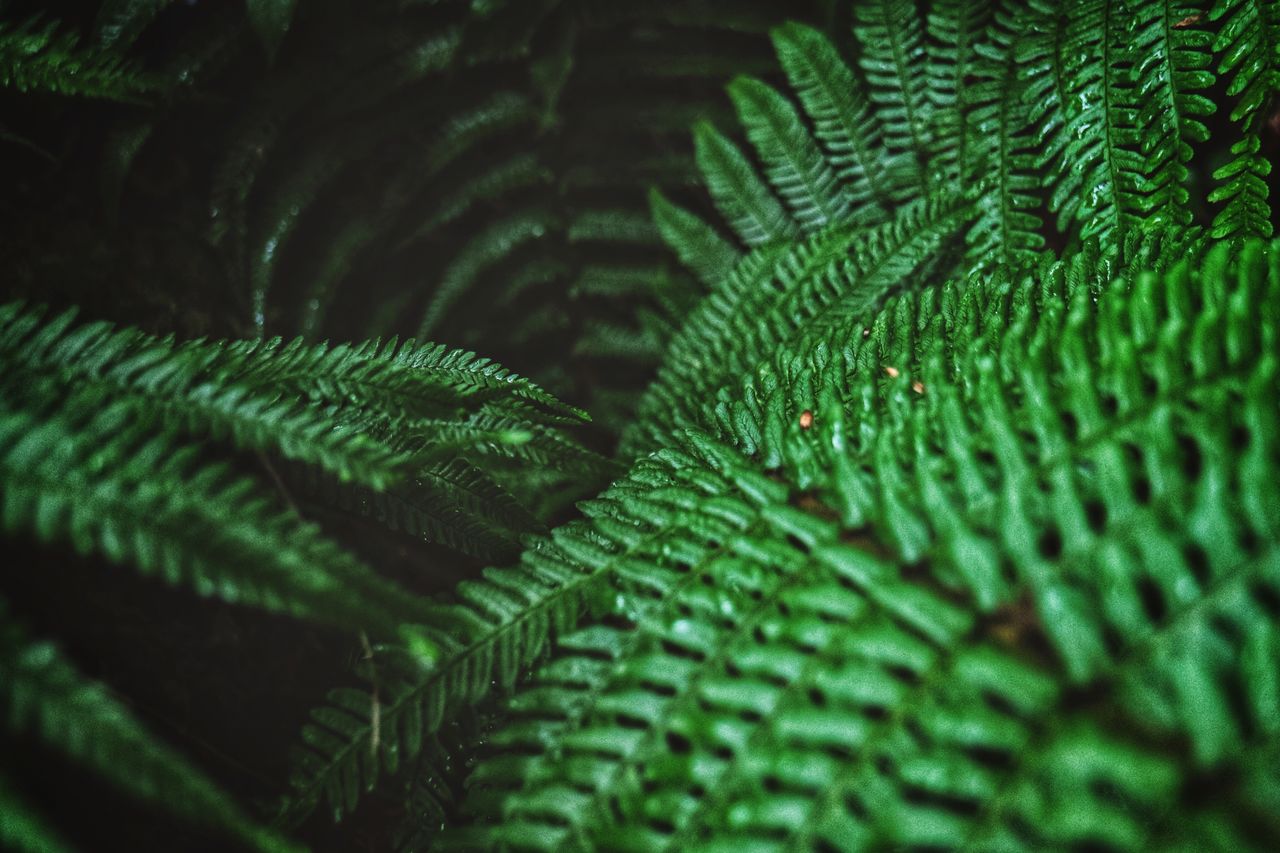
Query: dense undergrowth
1 0 1278 850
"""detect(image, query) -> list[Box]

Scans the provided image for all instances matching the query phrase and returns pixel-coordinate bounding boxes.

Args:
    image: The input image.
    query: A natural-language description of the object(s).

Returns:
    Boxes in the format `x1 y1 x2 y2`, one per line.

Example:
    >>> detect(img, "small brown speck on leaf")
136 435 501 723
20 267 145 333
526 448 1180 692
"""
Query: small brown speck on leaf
1172 13 1201 27
799 410 814 429
912 380 925 394
884 366 900 378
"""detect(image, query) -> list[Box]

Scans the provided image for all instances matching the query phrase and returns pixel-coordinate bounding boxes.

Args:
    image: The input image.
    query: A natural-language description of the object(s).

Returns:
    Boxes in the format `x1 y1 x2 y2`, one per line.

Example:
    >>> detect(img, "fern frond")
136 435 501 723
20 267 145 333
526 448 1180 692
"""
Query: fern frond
852 0 934 198
416 208 561 338
1128 0 1217 224
692 120 798 247
0 606 297 852
1211 135 1275 238
648 190 741 291
456 237 1280 851
1208 0 1280 239
629 191 973 454
925 0 993 182
726 75 854 231
0 14 156 101
0 303 409 490
1211 0 1280 122
963 2 1046 267
0 771 72 853
283 436 788 826
0 393 438 651
770 22 896 220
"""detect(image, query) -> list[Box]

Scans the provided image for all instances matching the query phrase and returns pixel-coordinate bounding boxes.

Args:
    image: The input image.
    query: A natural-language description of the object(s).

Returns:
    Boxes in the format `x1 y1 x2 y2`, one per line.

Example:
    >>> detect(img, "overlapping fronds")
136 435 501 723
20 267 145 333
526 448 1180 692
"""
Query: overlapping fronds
0 391 439 648
629 0 1266 456
0 301 604 563
455 236 1280 850
2 0 1279 849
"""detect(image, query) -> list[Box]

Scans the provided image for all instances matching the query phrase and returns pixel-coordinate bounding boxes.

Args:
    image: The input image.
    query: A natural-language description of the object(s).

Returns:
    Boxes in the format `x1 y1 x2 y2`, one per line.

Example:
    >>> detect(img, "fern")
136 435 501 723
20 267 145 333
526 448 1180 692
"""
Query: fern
771 22 895 220
0 14 155 100
1 602 297 852
0 301 602 557
726 75 854 231
456 236 1280 850
0 392 438 649
4 0 1280 849
1209 0 1280 238
853 0 934 197
693 120 798 247
0 771 72 853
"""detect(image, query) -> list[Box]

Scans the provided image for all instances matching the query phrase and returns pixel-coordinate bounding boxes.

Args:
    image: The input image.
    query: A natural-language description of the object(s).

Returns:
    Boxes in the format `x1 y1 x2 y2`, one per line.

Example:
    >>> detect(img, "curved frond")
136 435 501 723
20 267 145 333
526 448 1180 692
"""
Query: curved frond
0 393 439 650
456 238 1280 851
0 606 297 853
771 21 895 217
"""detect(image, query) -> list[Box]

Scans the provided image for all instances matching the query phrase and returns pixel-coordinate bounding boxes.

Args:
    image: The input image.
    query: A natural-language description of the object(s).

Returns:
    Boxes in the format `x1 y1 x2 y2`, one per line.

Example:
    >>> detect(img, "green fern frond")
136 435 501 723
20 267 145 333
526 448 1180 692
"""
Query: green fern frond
1212 135 1275 238
0 605 298 852
0 393 439 650
852 0 934 198
963 1 1046 267
0 771 72 853
0 14 156 101
1211 0 1280 122
416 208 561 338
692 120 798 247
455 237 1280 851
925 0 992 182
770 22 895 220
1208 0 1280 239
629 190 973 454
282 437 778 826
0 303 410 490
726 75 855 231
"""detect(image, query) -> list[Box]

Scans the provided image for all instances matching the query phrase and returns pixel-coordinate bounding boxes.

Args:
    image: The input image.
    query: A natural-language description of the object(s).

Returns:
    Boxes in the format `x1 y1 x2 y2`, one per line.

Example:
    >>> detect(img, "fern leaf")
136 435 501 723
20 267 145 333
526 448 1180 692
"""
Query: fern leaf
964 2 1047 267
0 772 73 853
629 192 973 454
0 395 438 652
648 189 742 289
1211 135 1275 238
1208 0 1280 238
852 0 934 198
1128 0 1217 224
771 21 896 218
726 75 855 231
0 608 298 852
416 208 560 338
0 15 156 101
1210 0 1280 122
455 237 1280 851
692 120 798 247
0 303 415 491
925 0 993 182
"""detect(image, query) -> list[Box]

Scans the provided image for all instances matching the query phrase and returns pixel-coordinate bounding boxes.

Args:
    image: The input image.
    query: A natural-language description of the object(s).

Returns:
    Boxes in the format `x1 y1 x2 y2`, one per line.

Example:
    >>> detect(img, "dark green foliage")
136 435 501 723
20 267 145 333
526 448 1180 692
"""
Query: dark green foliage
0 297 599 839
0 14 155 100
1 602 298 852
443 0 1280 849
1 0 1278 850
458 231 1280 852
